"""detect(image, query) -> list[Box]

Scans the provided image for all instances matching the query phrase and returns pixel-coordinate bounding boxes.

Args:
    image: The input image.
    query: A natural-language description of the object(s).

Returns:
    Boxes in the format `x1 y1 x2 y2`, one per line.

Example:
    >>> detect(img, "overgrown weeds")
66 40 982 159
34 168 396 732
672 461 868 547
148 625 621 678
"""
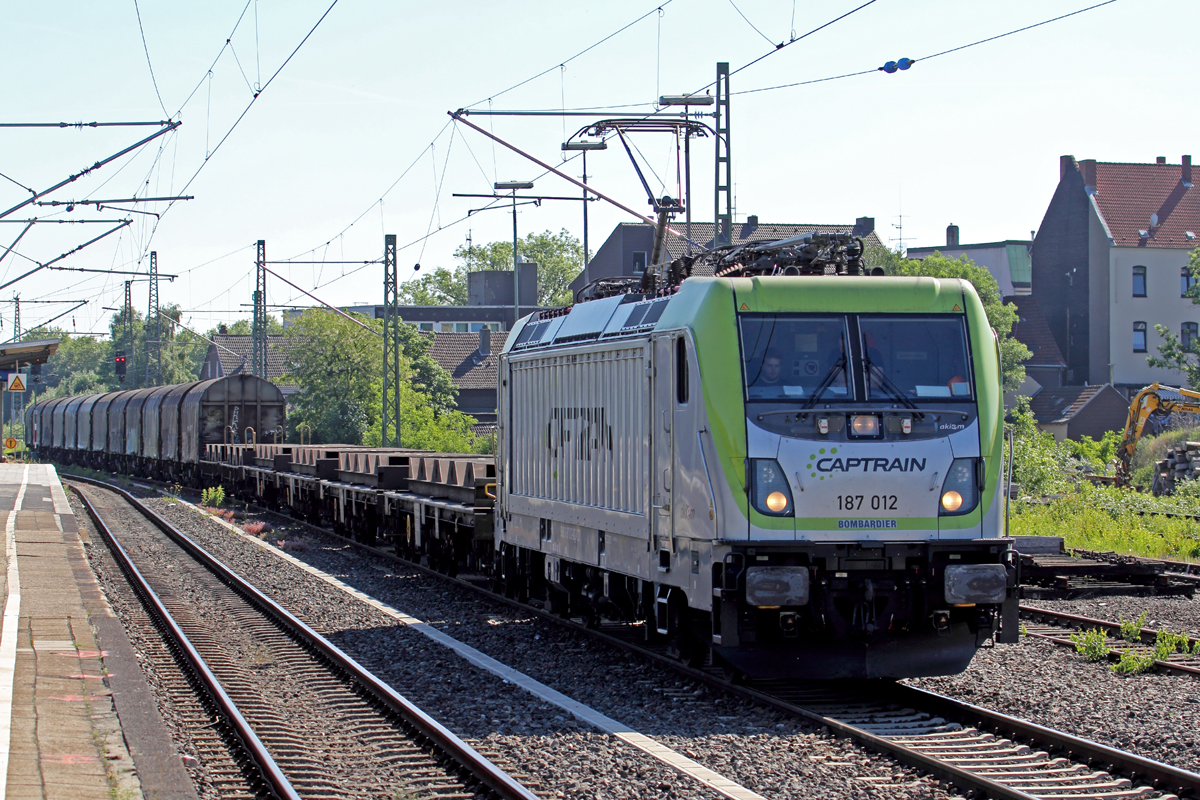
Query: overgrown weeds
1069 628 1111 662
200 485 225 507
1111 648 1156 675
1119 611 1149 643
243 520 273 538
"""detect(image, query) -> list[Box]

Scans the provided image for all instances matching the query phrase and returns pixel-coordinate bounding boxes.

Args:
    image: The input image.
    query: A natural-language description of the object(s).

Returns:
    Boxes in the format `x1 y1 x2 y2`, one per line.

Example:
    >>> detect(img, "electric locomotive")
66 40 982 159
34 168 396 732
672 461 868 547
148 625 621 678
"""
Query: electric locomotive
495 233 1018 679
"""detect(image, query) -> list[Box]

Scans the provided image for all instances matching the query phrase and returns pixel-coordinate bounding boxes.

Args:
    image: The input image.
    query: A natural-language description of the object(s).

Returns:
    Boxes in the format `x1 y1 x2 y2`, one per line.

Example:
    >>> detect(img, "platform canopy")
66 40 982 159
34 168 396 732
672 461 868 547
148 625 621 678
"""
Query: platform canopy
0 338 60 372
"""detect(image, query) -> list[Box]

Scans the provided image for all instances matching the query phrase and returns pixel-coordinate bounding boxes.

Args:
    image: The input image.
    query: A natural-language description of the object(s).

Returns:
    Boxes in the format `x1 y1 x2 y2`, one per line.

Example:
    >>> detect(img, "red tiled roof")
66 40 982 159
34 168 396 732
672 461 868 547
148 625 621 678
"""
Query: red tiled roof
426 331 509 390
1028 385 1108 425
1009 296 1066 368
1089 159 1200 248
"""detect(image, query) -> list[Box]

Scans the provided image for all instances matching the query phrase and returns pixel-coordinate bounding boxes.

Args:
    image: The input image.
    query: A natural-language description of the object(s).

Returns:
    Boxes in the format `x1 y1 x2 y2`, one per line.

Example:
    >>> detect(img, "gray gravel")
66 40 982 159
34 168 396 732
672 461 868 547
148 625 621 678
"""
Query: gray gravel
1029 595 1200 637
908 636 1200 774
145 496 960 800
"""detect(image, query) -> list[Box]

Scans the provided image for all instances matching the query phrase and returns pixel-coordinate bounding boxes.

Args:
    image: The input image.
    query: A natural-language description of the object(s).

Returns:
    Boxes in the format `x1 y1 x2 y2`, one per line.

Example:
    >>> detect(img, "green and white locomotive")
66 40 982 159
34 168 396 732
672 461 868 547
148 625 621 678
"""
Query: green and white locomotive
496 233 1018 679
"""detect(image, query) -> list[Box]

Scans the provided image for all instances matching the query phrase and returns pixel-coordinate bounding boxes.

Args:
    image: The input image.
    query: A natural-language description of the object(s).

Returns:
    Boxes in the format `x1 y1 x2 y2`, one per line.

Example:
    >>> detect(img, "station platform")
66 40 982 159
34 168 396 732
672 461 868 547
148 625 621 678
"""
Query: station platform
0 464 196 800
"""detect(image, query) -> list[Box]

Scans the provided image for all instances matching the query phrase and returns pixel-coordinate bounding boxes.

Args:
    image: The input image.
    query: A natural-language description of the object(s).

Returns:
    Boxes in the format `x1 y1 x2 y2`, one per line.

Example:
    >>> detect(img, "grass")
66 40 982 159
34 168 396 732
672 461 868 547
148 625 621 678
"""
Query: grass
1010 484 1200 563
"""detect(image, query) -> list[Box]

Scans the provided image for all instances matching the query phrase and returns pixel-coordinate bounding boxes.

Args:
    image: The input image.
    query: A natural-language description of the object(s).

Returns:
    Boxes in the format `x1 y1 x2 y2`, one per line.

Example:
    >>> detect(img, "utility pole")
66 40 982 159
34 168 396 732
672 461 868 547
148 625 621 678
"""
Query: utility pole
145 251 161 386
252 240 267 378
495 181 534 328
11 296 19 341
714 61 732 247
124 280 136 388
381 234 401 448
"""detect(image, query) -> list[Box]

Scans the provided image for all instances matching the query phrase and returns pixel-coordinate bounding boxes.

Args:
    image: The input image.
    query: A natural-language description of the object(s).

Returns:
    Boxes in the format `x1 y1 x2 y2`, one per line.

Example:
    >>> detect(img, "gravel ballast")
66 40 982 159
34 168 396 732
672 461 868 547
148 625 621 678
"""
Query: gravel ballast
139 495 960 800
1029 596 1200 637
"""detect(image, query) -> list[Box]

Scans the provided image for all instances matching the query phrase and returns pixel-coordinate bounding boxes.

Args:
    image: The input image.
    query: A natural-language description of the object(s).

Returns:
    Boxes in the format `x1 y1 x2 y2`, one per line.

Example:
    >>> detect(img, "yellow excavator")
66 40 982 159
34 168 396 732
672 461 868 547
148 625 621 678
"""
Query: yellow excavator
1115 383 1200 487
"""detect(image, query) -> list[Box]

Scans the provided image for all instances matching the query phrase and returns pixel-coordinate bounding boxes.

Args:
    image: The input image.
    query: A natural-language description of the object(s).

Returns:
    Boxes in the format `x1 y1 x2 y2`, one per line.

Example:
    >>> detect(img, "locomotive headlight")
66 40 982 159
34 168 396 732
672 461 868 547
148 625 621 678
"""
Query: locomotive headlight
750 459 794 517
849 414 880 438
938 458 979 516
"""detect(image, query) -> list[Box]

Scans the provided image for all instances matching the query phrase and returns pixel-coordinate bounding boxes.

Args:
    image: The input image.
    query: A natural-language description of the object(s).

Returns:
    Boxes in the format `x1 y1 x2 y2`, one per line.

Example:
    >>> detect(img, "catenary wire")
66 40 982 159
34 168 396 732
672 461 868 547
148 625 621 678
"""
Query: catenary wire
132 0 170 117
726 0 777 46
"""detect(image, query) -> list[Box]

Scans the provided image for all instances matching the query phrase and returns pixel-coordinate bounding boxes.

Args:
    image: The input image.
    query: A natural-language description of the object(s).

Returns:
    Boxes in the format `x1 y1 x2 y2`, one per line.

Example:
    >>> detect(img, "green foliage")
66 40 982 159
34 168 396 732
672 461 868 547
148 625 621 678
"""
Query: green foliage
888 252 1031 391
1129 426 1200 488
280 309 479 451
1153 630 1194 660
399 229 585 308
201 486 225 507
1119 611 1148 643
1147 248 1200 387
1111 648 1156 675
1010 483 1200 563
1069 627 1111 662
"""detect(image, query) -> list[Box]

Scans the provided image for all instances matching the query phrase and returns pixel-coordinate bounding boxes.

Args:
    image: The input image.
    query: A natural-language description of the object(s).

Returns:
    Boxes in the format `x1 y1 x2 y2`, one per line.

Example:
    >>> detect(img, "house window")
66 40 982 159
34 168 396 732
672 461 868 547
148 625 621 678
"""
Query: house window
1132 265 1147 297
418 322 434 331
1133 321 1147 352
632 251 648 273
1184 322 1199 349
1183 267 1197 297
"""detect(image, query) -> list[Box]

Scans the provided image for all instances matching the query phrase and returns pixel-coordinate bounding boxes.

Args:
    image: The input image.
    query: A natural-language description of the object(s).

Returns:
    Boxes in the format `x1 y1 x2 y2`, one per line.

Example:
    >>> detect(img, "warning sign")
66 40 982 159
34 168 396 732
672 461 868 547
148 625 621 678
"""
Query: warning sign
4 439 15 450
6 373 25 392
740 303 749 311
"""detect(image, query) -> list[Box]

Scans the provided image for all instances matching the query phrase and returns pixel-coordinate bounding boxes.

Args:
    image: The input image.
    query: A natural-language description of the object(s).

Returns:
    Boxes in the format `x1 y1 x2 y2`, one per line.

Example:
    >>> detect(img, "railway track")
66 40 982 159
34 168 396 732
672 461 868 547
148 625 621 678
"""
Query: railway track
67 475 538 800
1020 604 1200 676
113 477 1200 800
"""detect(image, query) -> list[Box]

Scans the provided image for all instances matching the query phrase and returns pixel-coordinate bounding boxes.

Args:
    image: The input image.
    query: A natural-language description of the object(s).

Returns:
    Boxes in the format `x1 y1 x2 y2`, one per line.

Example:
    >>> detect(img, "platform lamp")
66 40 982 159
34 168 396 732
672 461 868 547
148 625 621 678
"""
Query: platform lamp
494 181 535 329
561 139 607 292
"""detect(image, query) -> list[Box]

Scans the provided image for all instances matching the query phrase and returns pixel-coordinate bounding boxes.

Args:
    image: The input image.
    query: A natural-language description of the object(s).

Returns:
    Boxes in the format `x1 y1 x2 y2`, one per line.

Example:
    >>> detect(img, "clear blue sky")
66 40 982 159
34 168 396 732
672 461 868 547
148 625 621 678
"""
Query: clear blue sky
2 0 1192 335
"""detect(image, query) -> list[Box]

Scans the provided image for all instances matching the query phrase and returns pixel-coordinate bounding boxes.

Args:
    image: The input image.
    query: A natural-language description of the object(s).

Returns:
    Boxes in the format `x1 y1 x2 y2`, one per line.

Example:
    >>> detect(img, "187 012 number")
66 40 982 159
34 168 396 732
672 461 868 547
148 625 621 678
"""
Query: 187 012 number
836 494 899 511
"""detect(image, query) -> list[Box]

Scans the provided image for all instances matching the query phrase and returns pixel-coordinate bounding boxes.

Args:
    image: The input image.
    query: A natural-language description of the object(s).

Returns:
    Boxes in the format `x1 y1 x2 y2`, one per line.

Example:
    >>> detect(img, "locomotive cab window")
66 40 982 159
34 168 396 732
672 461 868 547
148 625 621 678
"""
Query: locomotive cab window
858 316 972 400
739 314 850 401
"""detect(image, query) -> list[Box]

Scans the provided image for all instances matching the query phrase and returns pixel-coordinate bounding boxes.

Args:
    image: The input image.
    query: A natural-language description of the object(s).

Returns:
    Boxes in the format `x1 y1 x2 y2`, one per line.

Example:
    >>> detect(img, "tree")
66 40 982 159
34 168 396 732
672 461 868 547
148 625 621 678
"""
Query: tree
399 229 585 308
1149 248 1200 388
888 251 1031 391
279 309 477 449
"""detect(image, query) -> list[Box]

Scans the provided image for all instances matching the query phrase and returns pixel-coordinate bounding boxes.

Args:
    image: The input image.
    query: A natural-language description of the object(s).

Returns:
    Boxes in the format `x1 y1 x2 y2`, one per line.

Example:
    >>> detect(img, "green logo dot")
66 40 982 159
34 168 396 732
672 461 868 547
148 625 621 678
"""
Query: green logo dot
819 448 825 454
830 447 838 454
820 476 825 481
809 453 816 461
810 472 816 478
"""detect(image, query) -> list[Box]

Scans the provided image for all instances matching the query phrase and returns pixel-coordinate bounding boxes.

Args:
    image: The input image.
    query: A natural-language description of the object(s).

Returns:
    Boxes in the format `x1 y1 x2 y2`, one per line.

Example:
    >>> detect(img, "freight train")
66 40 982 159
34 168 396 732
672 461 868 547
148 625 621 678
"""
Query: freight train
29 233 1019 680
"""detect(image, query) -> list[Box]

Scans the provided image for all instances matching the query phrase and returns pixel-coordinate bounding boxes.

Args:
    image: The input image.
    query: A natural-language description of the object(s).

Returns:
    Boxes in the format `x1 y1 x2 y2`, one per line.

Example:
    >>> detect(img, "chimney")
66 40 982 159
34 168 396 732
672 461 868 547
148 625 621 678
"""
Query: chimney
218 323 228 334
1183 155 1193 187
1060 155 1076 179
1078 159 1097 190
1156 156 1167 164
746 214 759 228
478 327 491 356
853 216 875 236
946 224 960 248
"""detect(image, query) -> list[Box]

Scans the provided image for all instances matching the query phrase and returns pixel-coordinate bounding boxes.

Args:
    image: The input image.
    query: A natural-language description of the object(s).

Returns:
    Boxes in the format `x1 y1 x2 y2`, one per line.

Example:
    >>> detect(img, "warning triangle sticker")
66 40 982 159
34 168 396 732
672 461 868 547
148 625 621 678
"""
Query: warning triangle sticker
952 304 962 312
740 303 749 311
7 374 25 392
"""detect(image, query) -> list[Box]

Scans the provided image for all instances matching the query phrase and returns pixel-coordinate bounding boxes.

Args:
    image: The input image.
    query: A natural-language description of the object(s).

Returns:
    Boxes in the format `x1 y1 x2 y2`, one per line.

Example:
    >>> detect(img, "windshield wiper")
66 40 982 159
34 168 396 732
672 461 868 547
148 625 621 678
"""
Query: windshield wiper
863 356 921 412
800 355 847 410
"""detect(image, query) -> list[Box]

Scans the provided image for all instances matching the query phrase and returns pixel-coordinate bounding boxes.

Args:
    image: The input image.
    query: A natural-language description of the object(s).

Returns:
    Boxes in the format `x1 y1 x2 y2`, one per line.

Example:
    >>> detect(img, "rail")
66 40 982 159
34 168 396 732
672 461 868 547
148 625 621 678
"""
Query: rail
64 473 538 800
70 483 300 800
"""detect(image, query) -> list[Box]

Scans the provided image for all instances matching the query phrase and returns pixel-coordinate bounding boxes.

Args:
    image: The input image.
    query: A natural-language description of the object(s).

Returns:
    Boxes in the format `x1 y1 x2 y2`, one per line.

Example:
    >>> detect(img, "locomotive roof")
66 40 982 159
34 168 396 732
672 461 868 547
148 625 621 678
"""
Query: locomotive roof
505 275 980 355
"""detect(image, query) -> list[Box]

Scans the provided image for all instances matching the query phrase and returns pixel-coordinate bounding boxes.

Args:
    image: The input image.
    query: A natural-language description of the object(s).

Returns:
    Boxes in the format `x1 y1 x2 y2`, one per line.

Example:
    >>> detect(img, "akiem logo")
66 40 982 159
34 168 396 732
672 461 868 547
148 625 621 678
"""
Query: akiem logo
806 449 927 478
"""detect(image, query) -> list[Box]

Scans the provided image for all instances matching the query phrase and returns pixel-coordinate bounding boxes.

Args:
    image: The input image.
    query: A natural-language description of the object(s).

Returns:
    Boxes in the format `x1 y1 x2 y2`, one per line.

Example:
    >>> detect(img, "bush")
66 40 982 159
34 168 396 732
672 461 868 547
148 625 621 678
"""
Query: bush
201 486 225 507
1070 628 1111 662
1119 611 1148 643
1111 648 1156 675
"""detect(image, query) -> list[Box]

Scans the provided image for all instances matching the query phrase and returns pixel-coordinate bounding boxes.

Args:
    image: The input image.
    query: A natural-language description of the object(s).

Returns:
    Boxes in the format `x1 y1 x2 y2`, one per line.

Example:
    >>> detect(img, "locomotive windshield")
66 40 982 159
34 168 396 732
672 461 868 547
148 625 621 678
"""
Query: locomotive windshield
859 316 972 400
739 315 851 401
738 313 972 402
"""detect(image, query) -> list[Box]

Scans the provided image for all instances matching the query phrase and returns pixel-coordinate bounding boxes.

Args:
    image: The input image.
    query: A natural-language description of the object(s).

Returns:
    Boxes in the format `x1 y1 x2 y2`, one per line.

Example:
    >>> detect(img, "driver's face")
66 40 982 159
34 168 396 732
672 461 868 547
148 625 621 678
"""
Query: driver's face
763 357 782 382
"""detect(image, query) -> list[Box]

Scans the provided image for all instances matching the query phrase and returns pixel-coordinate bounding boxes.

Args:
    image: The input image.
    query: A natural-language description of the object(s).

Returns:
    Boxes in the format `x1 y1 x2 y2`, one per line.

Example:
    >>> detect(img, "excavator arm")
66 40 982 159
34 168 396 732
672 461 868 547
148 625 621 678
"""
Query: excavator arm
1116 383 1200 484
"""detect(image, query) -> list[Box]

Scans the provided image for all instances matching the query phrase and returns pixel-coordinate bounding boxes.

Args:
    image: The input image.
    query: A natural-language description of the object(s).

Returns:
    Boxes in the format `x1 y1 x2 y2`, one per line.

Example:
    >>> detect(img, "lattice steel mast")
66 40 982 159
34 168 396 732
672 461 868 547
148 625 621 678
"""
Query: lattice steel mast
145 251 161 385
252 239 267 378
381 234 401 448
714 62 732 246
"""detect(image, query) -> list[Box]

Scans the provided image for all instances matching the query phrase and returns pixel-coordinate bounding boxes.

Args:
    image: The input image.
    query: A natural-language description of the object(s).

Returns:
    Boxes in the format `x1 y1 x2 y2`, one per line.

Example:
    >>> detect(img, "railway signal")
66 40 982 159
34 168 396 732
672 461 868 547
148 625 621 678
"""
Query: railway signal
115 350 126 382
